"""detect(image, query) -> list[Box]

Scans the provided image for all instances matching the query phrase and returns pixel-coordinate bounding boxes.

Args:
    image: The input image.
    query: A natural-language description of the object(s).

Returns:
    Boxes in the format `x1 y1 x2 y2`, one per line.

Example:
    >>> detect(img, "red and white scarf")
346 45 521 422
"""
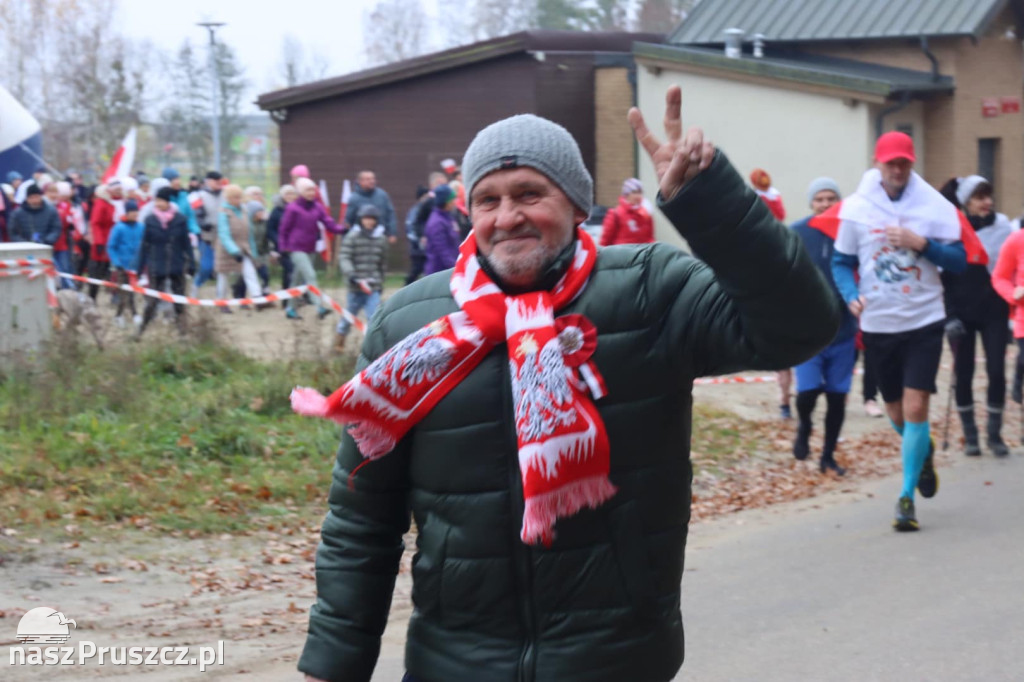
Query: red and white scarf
291 228 615 545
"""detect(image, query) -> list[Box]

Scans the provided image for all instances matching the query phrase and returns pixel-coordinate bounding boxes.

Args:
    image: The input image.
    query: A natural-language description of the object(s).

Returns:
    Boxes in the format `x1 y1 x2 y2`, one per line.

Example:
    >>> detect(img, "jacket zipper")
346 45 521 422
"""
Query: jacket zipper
503 359 537 682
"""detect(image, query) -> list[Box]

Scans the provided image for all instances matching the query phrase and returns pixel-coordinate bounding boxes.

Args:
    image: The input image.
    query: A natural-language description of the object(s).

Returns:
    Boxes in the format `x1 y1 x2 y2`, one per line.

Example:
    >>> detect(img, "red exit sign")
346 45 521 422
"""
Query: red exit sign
982 98 1000 117
1001 96 1021 114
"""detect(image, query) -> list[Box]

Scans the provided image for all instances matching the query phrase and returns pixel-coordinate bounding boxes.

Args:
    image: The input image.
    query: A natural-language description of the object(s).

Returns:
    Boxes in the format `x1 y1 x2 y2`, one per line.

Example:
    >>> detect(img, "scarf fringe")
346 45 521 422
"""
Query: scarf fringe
520 475 618 544
290 387 332 419
347 421 398 459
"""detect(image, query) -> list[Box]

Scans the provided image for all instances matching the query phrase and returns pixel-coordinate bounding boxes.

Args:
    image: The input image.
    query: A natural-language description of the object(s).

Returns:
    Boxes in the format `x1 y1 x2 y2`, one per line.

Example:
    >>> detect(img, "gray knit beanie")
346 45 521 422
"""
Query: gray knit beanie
806 177 841 205
461 114 593 215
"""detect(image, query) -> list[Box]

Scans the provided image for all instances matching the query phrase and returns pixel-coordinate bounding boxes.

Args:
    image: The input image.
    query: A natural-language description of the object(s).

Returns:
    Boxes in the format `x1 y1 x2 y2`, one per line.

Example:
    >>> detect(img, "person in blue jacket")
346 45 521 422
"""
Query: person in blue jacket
790 178 856 475
108 199 144 327
161 167 200 234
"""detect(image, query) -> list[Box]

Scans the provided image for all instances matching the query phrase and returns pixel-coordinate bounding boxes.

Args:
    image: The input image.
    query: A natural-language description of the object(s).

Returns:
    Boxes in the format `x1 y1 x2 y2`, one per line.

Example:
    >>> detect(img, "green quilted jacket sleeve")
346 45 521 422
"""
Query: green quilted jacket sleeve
653 150 841 376
297 315 412 682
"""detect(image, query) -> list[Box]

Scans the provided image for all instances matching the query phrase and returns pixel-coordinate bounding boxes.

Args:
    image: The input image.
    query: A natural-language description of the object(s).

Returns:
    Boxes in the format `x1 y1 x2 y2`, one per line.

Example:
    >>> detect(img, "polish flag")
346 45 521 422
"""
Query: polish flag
339 179 352 223
809 171 987 265
318 179 332 262
101 128 137 184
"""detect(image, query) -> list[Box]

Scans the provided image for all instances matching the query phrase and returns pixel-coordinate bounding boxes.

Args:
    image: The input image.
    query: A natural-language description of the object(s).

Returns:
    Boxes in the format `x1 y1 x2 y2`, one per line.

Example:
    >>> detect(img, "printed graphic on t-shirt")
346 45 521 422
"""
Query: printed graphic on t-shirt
872 245 920 284
836 222 947 334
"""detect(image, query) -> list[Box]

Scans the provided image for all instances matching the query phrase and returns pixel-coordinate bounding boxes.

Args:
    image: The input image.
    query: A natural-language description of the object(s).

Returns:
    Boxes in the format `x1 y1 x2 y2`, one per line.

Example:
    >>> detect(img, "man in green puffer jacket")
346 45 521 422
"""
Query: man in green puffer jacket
298 86 841 682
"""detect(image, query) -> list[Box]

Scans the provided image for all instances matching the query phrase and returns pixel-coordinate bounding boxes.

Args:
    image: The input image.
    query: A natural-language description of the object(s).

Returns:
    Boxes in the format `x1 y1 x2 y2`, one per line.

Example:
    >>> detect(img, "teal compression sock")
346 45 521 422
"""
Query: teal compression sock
900 421 930 499
889 418 905 436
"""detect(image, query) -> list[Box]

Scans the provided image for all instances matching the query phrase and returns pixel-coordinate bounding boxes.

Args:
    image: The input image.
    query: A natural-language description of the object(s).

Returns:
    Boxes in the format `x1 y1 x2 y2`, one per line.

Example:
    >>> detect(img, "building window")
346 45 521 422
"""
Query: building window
896 124 914 138
979 138 1000 188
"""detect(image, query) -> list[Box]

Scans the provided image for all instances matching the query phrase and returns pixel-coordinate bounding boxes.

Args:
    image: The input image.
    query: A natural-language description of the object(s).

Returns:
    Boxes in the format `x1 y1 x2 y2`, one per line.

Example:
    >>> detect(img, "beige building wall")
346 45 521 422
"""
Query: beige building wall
636 65 872 248
868 99 928 173
808 6 1024 214
594 67 637 208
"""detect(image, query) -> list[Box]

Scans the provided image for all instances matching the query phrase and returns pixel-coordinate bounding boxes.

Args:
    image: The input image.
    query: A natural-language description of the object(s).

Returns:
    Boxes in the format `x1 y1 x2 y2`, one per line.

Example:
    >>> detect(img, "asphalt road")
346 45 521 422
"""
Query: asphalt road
675 450 1024 682
365 451 1024 682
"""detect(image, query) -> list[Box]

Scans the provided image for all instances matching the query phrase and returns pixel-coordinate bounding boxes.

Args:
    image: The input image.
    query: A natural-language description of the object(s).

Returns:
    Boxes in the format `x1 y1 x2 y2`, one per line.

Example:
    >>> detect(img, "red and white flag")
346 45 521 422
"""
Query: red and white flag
101 128 137 184
810 187 987 265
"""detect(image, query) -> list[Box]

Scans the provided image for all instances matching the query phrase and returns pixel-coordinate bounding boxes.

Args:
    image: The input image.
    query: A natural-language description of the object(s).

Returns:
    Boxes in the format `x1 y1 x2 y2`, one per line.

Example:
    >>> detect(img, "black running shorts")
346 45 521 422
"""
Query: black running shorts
861 320 945 404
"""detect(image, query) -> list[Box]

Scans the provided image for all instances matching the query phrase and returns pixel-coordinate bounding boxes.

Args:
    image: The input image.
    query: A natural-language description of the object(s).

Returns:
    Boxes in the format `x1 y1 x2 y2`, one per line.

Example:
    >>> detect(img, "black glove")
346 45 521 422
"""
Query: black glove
200 223 213 233
233 254 243 263
187 265 196 277
944 318 966 344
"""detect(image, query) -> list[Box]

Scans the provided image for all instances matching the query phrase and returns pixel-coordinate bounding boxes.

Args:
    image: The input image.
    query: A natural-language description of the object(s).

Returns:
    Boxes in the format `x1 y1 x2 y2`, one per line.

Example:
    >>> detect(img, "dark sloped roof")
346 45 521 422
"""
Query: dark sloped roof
258 30 662 110
670 0 1012 44
634 42 954 99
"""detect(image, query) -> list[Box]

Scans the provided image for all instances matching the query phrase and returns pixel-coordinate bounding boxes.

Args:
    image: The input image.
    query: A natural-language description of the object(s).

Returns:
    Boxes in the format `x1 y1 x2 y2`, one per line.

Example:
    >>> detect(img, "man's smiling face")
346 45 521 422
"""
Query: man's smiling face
470 167 586 289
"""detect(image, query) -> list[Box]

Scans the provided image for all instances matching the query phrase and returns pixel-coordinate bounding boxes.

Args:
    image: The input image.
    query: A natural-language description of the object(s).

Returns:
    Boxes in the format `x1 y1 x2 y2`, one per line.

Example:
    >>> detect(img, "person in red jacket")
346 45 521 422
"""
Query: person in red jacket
600 177 655 246
750 168 786 221
88 179 124 301
46 180 76 289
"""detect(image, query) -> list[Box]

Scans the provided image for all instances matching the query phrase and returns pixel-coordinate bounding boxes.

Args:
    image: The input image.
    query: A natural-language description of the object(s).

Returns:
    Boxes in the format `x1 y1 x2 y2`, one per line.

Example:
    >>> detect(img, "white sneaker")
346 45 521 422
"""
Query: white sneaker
133 314 143 328
864 399 884 418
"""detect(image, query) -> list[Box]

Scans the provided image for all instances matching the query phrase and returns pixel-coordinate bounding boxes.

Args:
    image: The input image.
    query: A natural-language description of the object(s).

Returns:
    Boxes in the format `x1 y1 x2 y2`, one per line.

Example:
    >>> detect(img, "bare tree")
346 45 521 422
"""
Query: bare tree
637 0 697 33
0 0 157 174
592 0 632 30
278 35 332 88
464 0 537 41
158 40 211 176
363 0 429 67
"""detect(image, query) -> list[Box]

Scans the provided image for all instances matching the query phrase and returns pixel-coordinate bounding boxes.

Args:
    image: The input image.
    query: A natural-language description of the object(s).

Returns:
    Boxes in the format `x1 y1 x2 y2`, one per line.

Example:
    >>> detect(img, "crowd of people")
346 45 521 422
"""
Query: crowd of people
742 132 1022 532
0 164 406 346
1 132 1019 525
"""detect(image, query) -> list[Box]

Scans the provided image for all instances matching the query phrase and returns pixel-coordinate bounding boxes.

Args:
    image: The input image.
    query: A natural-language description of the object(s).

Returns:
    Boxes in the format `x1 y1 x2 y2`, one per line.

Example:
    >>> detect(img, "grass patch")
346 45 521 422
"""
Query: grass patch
0 331 356 535
690 404 770 474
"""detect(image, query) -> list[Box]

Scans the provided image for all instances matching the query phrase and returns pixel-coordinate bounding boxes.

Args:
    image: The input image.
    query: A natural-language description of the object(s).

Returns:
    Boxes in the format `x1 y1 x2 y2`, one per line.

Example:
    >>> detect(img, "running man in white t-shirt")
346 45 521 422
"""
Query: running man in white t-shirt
831 132 967 531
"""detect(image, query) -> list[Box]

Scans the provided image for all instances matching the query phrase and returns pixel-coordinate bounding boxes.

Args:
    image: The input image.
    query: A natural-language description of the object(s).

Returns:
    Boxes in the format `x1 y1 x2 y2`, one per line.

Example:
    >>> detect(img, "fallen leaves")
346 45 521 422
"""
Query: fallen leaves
689 415 906 523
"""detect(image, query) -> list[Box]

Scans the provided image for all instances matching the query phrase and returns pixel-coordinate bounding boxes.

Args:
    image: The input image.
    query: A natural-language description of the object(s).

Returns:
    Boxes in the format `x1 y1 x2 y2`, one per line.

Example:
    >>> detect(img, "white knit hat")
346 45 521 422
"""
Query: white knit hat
956 175 991 206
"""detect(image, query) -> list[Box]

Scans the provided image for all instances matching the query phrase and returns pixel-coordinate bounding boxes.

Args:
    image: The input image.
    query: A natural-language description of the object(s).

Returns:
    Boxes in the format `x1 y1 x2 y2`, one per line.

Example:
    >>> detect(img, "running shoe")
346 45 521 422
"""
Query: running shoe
285 308 302 320
820 457 846 476
780 404 792 420
893 496 919 532
864 400 884 418
917 438 938 499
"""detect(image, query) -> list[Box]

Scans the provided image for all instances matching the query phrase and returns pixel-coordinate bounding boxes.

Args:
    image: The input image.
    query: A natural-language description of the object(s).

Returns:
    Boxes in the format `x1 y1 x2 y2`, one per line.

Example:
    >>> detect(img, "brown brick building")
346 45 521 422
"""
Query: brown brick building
637 0 1024 233
257 32 661 267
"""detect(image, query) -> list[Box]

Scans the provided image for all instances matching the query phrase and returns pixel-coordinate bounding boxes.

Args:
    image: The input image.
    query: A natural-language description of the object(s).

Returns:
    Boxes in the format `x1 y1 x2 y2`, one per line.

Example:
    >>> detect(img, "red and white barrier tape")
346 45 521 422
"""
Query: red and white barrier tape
0 258 365 332
694 367 867 386
693 374 778 386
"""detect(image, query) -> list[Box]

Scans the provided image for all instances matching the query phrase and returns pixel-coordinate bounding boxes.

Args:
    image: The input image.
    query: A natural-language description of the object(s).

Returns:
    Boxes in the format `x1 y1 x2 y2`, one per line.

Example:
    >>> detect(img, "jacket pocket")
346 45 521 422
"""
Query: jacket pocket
607 501 657 619
410 514 449 619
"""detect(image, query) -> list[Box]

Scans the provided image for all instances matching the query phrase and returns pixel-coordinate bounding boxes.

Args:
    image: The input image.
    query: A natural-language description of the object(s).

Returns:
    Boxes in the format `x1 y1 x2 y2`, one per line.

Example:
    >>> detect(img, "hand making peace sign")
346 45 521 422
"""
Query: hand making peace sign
628 85 716 202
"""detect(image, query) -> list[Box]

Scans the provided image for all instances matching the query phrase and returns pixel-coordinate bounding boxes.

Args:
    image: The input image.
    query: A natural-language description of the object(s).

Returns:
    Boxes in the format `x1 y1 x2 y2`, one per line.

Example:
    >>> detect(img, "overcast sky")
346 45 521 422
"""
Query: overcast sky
120 0 441 108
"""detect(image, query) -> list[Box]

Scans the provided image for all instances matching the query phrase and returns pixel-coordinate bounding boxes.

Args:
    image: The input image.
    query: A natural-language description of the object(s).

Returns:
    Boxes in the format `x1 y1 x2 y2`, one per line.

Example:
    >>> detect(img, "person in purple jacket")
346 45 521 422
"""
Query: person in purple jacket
422 184 460 275
279 177 345 320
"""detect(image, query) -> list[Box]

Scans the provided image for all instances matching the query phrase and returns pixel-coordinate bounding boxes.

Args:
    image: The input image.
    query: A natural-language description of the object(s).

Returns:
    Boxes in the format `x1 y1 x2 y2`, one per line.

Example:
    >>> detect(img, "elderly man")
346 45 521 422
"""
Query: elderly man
295 87 839 682
345 170 397 244
194 170 224 293
832 132 967 531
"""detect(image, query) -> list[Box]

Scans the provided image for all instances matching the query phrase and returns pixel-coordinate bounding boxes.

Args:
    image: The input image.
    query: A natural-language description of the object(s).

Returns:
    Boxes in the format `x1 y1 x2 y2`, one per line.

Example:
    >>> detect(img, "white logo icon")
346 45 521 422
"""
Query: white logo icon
16 607 78 644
